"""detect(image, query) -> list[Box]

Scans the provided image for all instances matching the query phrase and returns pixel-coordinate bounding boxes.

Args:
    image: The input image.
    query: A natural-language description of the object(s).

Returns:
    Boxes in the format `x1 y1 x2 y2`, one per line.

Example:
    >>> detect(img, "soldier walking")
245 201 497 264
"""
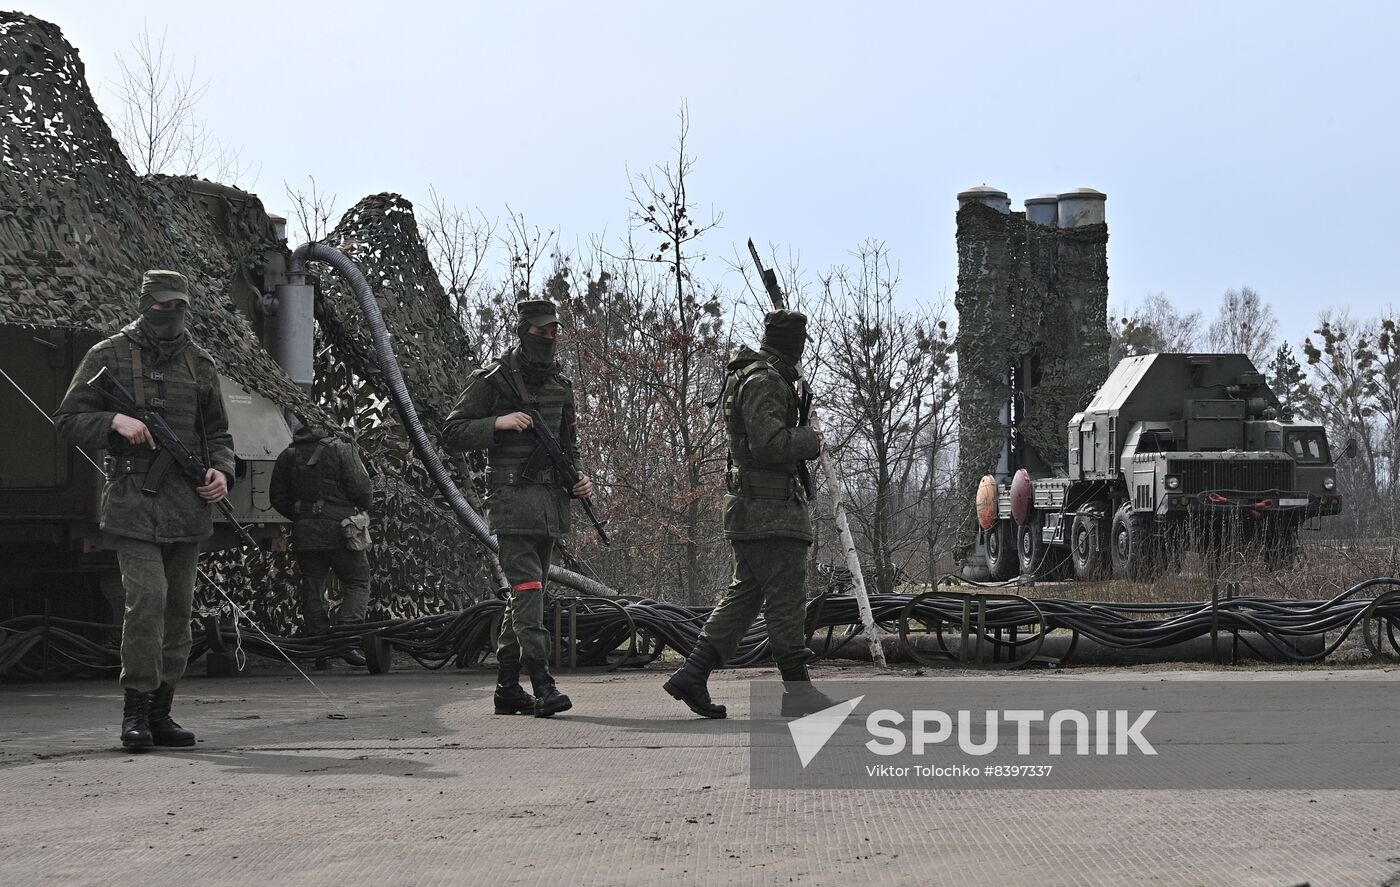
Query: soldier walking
55 270 235 749
269 420 374 667
664 310 826 718
442 299 593 718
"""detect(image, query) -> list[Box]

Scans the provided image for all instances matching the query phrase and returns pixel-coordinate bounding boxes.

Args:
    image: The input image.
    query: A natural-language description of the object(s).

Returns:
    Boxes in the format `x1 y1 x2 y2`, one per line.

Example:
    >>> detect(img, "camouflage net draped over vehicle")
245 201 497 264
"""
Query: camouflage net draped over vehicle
954 202 1111 541
0 13 494 631
308 193 498 620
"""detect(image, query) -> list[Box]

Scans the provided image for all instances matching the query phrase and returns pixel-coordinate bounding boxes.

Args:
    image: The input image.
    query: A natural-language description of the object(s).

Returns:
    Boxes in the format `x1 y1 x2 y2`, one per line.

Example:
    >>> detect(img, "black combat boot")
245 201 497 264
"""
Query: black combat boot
120 689 154 750
526 662 572 718
493 662 535 715
148 683 196 747
779 662 839 718
341 647 367 668
662 639 727 719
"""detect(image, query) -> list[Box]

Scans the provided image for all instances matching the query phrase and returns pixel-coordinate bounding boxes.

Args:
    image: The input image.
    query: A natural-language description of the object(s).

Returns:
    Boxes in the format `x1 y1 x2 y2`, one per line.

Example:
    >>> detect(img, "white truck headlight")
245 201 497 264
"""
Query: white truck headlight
1165 475 1181 491
1323 477 1336 491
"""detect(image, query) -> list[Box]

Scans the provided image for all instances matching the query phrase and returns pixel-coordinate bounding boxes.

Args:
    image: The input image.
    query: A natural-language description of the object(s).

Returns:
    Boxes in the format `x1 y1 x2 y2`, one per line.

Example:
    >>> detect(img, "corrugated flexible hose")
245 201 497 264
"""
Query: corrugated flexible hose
289 242 616 598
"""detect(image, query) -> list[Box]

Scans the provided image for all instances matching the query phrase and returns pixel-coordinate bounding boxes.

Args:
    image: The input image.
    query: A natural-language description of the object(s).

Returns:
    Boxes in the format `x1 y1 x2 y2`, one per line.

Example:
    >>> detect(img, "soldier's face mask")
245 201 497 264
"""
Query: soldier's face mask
141 303 187 340
519 324 559 367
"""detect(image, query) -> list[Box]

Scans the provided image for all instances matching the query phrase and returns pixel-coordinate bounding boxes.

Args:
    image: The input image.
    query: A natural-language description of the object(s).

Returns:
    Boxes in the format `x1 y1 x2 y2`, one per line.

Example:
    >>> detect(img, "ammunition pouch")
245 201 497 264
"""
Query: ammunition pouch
341 512 372 551
726 464 804 501
517 444 556 485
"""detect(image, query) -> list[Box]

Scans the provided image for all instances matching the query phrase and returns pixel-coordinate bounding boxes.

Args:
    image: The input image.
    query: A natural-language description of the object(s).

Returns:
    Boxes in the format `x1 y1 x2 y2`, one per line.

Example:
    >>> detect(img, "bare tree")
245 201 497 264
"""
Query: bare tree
420 187 495 305
108 23 253 186
418 187 499 360
1207 286 1278 368
1108 293 1201 363
813 242 957 593
553 111 730 603
613 105 725 604
501 208 557 301
284 176 339 245
1302 312 1382 537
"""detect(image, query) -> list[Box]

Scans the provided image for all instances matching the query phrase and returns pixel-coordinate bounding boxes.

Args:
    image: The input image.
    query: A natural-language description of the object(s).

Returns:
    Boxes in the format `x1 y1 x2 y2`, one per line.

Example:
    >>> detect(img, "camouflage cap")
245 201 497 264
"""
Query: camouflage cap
517 299 561 328
761 308 808 358
139 270 191 306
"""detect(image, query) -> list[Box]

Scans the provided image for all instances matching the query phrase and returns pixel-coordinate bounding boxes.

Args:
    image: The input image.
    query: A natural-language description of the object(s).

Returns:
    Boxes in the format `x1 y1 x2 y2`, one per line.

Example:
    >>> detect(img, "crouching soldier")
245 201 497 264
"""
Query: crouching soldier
55 270 235 749
442 299 593 718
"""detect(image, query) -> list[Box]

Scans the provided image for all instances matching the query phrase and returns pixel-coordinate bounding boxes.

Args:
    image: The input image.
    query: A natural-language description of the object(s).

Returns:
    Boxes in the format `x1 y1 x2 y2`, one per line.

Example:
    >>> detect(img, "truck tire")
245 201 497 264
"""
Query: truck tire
985 519 1019 581
1018 515 1045 577
1110 504 1162 582
1070 512 1107 581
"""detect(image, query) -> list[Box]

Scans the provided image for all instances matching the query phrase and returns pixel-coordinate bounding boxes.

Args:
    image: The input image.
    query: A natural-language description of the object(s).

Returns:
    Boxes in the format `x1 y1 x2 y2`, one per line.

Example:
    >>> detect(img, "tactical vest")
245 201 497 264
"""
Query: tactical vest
105 334 204 471
291 440 356 519
723 358 803 500
483 360 570 485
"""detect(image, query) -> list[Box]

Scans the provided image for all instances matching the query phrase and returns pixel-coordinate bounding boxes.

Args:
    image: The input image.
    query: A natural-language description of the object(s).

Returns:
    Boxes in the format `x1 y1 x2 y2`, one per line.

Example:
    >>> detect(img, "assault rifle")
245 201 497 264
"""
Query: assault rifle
88 367 258 549
484 365 611 546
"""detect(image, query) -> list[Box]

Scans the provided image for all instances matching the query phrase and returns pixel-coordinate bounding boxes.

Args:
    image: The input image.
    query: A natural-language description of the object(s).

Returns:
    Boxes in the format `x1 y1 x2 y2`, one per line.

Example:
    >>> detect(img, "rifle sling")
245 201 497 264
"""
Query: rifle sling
130 340 144 409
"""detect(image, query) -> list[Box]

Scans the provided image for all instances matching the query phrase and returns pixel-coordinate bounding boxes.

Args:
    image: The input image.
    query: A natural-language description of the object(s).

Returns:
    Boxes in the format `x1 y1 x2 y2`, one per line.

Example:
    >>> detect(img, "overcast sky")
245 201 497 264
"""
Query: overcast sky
29 0 1400 347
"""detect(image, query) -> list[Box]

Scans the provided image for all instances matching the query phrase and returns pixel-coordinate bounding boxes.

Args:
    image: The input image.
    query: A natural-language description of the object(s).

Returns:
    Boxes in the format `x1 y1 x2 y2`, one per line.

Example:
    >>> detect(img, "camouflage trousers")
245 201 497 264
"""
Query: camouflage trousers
113 537 201 692
701 538 813 670
496 534 555 668
294 548 371 635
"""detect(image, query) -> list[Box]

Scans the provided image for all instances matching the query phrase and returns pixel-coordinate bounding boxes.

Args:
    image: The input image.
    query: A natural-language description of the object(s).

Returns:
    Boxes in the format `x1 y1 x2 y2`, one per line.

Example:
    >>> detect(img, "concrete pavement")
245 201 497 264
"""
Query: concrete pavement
2 662 1398 886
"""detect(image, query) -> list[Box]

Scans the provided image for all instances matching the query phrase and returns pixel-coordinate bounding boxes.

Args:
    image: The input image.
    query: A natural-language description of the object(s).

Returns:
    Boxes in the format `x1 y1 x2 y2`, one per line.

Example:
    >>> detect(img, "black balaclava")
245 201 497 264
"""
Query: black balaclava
759 309 808 382
518 320 558 384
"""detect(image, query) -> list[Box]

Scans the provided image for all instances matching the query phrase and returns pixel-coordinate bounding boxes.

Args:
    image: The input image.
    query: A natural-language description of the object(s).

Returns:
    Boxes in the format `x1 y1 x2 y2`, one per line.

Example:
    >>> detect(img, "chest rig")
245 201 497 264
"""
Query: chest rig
103 335 204 476
483 358 569 486
723 358 812 500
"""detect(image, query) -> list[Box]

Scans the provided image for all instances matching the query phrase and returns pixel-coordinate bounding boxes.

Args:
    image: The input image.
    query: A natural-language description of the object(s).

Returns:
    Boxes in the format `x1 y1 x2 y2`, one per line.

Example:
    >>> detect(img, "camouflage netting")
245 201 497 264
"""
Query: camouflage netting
954 202 1110 542
308 194 497 620
0 13 494 630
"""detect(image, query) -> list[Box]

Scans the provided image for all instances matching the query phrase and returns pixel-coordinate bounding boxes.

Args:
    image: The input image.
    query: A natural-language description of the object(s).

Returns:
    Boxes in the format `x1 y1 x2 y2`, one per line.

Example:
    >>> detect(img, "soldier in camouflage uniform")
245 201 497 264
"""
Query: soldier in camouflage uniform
664 310 824 719
55 270 235 750
269 421 374 666
442 299 593 718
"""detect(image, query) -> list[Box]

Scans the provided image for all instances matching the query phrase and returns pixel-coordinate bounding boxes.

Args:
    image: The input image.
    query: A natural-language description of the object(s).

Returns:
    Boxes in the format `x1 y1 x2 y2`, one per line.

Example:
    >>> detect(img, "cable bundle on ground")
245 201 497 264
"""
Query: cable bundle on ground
5 579 1400 681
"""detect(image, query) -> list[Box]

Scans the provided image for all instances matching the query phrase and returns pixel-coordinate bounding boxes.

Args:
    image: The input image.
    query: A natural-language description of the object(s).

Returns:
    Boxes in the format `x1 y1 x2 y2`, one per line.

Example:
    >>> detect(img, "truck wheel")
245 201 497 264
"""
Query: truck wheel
985 519 1019 581
1110 504 1162 582
1070 513 1107 581
1018 516 1045 577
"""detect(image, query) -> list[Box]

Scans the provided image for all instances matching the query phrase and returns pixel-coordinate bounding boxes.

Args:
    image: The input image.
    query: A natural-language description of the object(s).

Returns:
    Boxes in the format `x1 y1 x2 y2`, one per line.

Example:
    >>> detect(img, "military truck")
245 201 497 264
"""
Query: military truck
974 353 1345 582
0 322 292 625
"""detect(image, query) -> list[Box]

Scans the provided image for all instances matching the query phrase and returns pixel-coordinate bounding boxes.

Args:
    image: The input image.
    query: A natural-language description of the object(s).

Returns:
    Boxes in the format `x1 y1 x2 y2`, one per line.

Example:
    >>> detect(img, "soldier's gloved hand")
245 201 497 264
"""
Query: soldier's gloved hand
572 474 594 500
197 468 229 503
111 413 155 448
494 411 533 432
